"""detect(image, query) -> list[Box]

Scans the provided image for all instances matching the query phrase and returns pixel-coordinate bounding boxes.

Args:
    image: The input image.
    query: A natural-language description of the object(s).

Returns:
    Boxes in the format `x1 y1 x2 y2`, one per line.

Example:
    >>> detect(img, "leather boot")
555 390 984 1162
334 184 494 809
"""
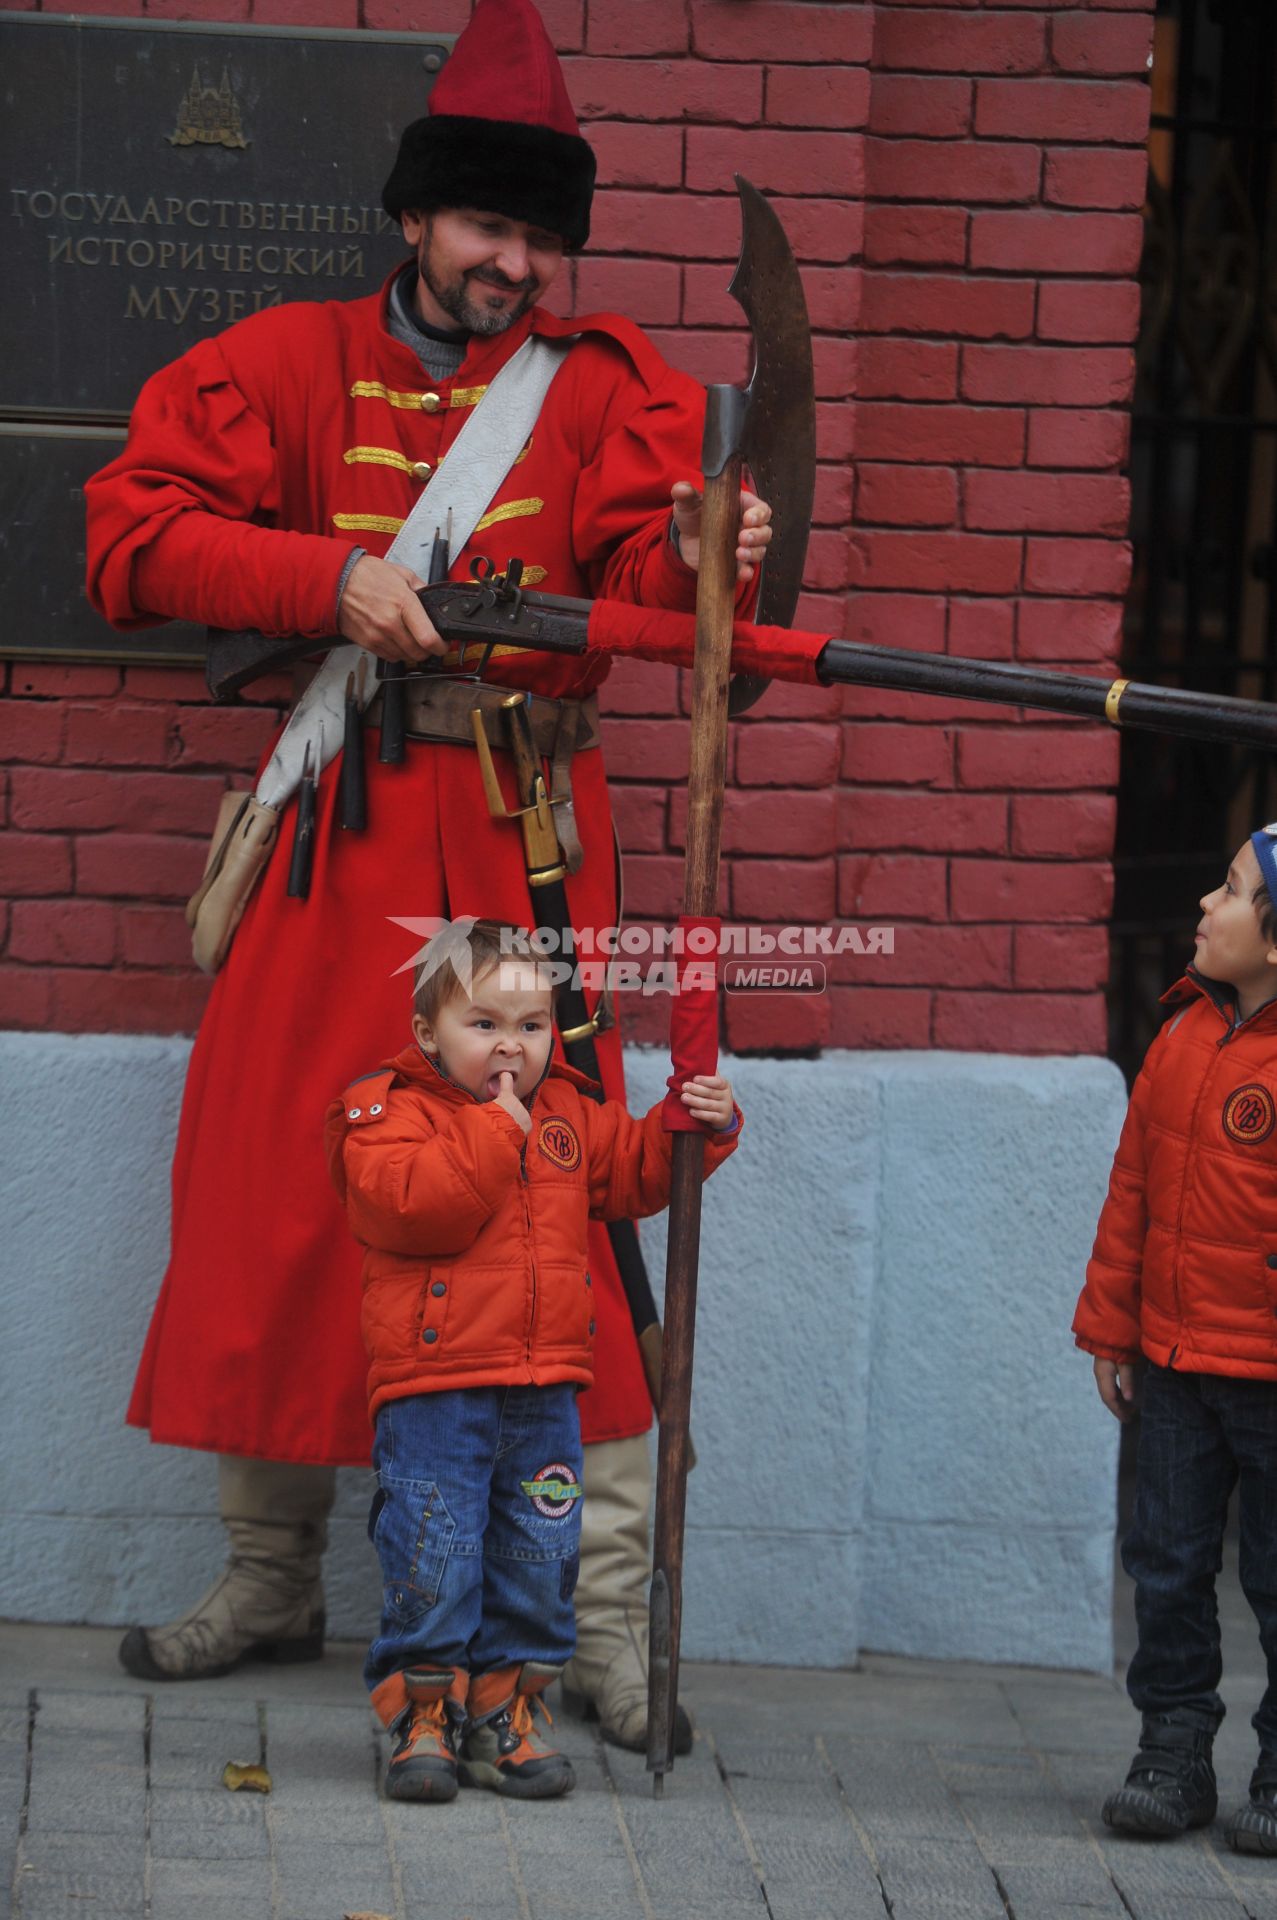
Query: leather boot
559 1434 692 1755
373 1667 468 1803
1102 1712 1218 1838
459 1663 574 1798
118 1456 333 1681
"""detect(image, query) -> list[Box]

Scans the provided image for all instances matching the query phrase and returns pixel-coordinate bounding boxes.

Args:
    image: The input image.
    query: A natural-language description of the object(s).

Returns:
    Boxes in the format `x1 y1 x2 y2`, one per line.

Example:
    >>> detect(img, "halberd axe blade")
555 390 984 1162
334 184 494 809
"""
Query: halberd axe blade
724 175 816 717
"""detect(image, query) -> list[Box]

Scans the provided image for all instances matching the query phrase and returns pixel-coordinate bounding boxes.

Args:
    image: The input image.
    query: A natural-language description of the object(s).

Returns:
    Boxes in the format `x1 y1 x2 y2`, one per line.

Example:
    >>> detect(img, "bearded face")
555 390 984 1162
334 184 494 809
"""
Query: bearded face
403 208 564 336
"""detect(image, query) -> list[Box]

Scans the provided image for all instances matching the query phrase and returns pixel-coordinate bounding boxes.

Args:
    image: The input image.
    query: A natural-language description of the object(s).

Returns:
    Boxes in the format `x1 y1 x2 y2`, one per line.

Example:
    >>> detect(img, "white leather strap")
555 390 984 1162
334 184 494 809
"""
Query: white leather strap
256 335 571 812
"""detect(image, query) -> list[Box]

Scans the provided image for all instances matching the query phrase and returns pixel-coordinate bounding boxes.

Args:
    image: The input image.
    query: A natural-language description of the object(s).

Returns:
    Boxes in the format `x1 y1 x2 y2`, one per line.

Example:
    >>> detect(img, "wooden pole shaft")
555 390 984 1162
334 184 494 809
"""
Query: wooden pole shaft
648 413 743 1787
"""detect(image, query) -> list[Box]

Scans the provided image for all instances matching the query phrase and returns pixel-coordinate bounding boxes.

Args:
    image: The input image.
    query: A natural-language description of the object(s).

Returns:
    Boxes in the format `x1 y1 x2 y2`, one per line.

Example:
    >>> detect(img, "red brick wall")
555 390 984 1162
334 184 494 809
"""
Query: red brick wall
0 0 1153 1053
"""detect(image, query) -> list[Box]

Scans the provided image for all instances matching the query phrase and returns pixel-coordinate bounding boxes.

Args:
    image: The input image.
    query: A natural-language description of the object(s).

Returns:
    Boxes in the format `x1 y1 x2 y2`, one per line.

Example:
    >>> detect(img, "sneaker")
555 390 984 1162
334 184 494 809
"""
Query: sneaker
1102 1713 1218 1838
382 1668 467 1803
460 1662 575 1799
1226 1750 1277 1854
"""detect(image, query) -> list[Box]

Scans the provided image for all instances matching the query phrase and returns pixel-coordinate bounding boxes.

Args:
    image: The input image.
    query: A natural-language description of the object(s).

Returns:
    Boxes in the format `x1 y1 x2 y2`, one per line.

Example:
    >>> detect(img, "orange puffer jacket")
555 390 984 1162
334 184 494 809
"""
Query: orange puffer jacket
1074 971 1277 1379
326 1046 740 1419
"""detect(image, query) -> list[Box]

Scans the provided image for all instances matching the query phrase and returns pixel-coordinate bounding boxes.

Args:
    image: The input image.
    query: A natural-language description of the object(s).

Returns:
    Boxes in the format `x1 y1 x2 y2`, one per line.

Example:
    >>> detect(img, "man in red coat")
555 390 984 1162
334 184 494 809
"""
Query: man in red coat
85 0 769 1752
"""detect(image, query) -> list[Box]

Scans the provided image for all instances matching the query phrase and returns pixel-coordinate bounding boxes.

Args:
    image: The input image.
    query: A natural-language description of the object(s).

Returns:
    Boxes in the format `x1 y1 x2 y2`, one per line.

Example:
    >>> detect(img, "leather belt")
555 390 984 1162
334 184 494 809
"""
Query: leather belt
362 676 599 874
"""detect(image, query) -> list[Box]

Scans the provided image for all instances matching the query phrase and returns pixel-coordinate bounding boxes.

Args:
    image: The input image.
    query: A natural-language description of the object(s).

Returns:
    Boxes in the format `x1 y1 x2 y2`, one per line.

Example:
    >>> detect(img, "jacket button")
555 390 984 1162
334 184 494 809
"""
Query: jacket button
585 1273 592 1289
431 1282 446 1297
411 460 432 482
1268 1255 1277 1270
588 1319 596 1336
422 1328 438 1344
420 392 442 413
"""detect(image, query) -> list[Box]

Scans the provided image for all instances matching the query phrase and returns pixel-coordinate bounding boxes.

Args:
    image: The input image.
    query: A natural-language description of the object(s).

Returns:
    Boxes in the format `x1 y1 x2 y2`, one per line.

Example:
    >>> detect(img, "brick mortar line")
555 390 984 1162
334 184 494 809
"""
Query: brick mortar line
258 1700 284 1920
705 1726 775 1919
596 1735 659 1920
1021 1725 1162 1920
496 1794 534 1920
814 1731 896 1917
8 1689 37 1920
927 1737 1021 1920
371 1709 409 1920
143 1692 154 1920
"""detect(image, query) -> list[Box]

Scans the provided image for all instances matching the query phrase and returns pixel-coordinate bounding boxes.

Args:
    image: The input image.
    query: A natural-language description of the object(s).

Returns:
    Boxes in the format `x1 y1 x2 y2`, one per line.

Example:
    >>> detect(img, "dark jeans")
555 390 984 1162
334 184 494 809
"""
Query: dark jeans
1124 1362 1277 1748
364 1384 583 1693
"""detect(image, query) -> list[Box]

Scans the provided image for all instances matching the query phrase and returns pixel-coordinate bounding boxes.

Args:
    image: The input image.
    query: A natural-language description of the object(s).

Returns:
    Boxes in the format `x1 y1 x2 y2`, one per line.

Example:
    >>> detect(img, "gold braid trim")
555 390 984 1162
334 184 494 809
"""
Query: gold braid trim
349 382 429 410
343 447 414 473
348 382 489 411
332 512 407 535
473 497 545 537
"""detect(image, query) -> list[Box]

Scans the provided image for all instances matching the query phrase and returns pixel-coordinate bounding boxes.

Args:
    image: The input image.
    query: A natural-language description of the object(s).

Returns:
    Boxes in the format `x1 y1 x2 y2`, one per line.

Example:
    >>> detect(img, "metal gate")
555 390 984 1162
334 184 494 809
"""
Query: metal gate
1110 0 1277 1078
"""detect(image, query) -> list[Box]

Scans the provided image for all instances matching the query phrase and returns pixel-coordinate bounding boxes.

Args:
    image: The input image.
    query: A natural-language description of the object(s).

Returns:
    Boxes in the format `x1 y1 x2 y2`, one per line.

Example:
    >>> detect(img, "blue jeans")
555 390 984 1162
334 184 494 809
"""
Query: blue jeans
364 1384 583 1693
1124 1363 1277 1746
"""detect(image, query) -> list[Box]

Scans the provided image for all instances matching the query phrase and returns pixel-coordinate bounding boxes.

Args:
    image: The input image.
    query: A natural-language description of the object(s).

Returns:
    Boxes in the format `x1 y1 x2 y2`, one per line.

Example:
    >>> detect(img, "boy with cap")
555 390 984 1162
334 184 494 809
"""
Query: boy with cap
325 920 740 1801
1075 826 1277 1854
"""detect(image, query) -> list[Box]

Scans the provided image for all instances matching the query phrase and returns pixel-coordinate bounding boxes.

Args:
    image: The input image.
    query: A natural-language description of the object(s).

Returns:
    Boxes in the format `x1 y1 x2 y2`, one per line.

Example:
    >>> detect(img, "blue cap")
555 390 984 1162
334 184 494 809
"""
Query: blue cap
1251 824 1277 902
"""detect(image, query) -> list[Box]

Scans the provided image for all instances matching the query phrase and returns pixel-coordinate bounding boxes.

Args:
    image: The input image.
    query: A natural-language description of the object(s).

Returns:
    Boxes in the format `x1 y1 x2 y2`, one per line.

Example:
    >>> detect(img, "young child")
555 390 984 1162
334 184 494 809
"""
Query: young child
1074 827 1277 1853
325 919 740 1803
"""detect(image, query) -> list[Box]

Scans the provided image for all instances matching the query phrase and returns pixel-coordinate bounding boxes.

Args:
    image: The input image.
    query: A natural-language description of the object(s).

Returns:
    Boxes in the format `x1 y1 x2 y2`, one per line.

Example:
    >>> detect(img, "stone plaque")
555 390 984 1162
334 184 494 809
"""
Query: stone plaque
2 14 450 421
0 425 210 666
0 14 450 663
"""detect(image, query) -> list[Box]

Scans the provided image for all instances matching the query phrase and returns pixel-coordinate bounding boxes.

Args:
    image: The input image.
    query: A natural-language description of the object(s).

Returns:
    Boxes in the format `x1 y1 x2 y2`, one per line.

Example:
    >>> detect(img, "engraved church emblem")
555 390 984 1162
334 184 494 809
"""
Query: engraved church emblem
169 66 249 150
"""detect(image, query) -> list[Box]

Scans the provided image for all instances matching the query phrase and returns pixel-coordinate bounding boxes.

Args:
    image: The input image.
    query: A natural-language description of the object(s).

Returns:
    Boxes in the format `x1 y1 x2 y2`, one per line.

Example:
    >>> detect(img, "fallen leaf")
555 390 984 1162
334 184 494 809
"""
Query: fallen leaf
343 1912 395 1920
221 1760 272 1794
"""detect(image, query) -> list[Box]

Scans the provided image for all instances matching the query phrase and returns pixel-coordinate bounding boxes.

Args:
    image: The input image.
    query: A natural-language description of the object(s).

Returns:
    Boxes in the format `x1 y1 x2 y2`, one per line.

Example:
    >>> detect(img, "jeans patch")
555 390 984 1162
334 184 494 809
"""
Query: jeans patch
520 1462 584 1518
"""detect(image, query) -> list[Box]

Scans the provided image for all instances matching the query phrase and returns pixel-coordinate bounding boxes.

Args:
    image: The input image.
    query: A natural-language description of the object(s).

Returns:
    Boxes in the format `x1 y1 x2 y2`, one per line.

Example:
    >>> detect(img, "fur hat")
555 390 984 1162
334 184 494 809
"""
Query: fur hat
383 0 595 252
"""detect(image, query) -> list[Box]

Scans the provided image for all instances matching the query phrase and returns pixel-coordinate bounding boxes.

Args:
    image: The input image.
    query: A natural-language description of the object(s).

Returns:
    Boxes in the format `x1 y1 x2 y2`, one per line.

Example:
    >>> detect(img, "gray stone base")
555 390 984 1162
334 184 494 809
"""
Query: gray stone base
0 1033 1124 1670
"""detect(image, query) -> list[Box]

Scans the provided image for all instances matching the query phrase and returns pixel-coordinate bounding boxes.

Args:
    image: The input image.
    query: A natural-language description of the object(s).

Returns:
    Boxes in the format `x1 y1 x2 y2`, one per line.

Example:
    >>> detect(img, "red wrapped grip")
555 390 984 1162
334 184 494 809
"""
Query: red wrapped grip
662 914 721 1133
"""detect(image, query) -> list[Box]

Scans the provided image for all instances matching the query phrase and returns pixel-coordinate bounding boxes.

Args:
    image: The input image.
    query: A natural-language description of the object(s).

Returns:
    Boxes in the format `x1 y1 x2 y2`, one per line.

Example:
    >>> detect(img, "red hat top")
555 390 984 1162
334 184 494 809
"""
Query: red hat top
383 0 595 251
429 0 582 141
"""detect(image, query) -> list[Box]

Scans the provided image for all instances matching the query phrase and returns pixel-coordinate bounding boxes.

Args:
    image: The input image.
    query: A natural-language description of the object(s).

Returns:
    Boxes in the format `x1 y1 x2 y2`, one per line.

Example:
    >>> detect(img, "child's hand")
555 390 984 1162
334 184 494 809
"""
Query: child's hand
1093 1355 1142 1422
680 1074 735 1131
494 1071 532 1136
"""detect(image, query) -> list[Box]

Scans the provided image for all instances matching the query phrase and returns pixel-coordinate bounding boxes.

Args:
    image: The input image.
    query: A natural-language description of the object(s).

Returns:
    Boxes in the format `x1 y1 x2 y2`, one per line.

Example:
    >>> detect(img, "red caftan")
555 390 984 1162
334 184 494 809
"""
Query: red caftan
85 272 736 1465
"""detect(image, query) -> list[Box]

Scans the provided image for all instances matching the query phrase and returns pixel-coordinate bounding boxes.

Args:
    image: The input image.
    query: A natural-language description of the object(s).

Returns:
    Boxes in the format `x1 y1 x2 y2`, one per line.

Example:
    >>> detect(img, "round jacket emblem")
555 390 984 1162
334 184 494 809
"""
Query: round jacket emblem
538 1117 582 1172
1223 1084 1276 1145
521 1463 583 1518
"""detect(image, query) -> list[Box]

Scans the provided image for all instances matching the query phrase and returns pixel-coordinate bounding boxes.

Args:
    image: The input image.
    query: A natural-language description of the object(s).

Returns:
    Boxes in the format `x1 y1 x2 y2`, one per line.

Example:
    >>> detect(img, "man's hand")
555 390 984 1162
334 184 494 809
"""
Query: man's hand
494 1070 533 1136
337 555 448 664
1093 1355 1142 1422
679 1074 736 1132
671 482 772 585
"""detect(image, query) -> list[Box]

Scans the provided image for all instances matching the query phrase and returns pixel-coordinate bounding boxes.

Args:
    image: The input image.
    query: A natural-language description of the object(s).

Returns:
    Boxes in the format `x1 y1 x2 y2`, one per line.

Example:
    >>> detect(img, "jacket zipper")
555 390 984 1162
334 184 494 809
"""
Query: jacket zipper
1172 1033 1219 1344
1170 983 1272 1349
519 1137 537 1372
419 1048 545 1373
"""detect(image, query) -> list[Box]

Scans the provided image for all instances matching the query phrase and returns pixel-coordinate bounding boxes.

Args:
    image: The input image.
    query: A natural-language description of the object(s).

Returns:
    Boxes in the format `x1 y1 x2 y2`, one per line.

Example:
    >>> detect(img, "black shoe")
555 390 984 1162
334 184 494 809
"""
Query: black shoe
1102 1713 1218 1839
1226 1750 1277 1854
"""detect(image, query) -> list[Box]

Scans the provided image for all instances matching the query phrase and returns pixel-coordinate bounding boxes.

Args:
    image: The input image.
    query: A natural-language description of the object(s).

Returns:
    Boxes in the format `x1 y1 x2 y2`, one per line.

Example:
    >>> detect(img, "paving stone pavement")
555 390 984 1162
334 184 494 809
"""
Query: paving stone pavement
5 1541 1277 1920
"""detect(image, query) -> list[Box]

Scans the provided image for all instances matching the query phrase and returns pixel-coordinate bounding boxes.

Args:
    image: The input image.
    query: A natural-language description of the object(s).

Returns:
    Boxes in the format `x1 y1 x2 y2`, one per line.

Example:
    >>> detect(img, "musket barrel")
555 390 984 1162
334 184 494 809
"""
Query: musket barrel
817 641 1277 751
